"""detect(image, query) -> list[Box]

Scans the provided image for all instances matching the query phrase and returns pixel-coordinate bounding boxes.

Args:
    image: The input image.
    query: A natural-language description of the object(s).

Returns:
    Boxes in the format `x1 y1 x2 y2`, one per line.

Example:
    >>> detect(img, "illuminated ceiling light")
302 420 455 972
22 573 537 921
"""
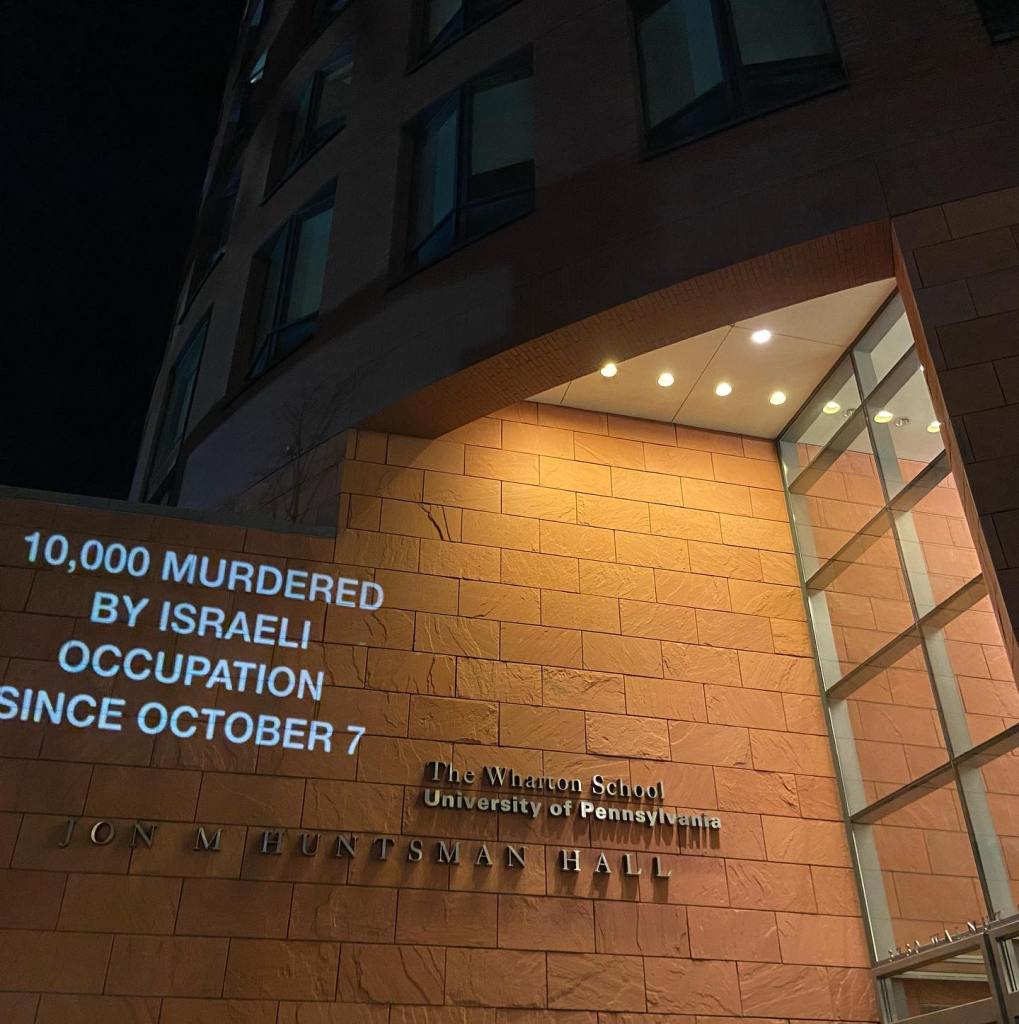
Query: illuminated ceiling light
751 329 773 344
822 400 841 415
715 381 733 397
873 409 894 424
928 420 942 433
769 391 787 406
600 362 618 378
657 372 675 388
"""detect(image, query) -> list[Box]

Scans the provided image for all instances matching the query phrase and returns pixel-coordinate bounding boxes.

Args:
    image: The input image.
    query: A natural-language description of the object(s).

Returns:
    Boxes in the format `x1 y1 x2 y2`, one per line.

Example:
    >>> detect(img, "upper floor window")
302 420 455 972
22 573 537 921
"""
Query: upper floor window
269 43 353 188
415 0 520 64
246 0 269 28
407 53 533 270
190 170 240 298
977 1 1019 41
149 314 209 495
249 186 335 380
632 0 845 152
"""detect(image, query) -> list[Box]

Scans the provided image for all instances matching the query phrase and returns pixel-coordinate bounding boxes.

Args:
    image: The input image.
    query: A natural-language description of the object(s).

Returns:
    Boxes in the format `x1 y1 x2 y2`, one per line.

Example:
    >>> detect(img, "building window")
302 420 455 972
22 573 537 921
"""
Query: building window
249 187 334 380
189 171 240 301
407 53 533 270
780 294 1019 975
149 315 209 495
270 43 353 187
415 0 520 64
977 0 1019 41
632 0 845 152
319 0 351 17
246 0 269 28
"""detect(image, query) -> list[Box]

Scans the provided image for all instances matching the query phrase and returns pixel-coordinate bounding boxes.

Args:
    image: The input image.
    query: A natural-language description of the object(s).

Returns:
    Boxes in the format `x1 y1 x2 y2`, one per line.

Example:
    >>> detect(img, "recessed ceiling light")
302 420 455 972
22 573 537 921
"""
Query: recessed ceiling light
600 362 618 378
657 372 675 388
751 329 773 344
928 420 942 433
715 382 733 397
822 400 841 415
770 391 787 406
874 409 894 424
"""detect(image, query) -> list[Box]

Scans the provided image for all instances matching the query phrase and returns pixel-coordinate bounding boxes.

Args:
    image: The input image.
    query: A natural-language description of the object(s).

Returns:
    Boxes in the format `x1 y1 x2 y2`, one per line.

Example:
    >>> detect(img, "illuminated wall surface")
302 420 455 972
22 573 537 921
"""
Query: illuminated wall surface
0 407 887 1022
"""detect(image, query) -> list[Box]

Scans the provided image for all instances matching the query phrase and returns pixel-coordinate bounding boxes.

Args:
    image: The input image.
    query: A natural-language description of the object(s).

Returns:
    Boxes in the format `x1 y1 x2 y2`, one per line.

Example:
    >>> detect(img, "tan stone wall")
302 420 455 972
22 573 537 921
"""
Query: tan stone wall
0 404 880 1021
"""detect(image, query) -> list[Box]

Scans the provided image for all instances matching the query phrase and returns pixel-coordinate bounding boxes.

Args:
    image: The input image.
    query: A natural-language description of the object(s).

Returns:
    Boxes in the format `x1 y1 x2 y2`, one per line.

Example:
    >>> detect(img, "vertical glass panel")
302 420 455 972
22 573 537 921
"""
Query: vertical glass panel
153 321 207 479
853 305 913 395
963 756 1019 920
255 228 287 348
286 80 314 168
285 206 332 323
249 49 267 84
426 0 462 45
880 946 992 1021
470 75 533 177
893 464 980 614
834 653 948 805
637 0 725 128
780 355 862 486
866 357 944 499
730 0 835 64
861 780 986 950
413 102 459 246
314 60 352 133
925 595 1019 751
787 418 884 579
806 513 913 686
977 0 1019 42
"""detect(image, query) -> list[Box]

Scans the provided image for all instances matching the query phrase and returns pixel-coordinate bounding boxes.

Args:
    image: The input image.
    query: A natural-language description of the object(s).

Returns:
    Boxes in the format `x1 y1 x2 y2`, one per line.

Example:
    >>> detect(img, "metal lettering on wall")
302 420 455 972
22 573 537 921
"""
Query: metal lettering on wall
53 761 723 877
2 533 368 755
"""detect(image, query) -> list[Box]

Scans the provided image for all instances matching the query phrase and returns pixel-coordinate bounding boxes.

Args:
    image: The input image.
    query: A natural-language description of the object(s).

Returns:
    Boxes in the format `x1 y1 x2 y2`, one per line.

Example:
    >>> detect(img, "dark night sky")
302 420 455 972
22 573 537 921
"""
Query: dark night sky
1 0 246 499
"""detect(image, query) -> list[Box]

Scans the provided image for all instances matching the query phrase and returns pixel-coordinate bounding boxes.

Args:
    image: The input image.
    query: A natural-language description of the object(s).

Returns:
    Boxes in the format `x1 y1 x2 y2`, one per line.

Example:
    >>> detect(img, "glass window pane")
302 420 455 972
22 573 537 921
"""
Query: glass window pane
637 0 725 129
153 320 207 479
925 595 1019 752
880 946 992 1021
470 75 533 177
414 103 459 246
832 652 948 807
853 304 913 394
780 357 863 484
287 81 314 168
894 466 982 614
730 0 835 64
314 60 352 133
965 755 1019 920
256 229 287 345
859 780 986 951
285 206 332 323
866 357 945 499
426 0 462 45
787 418 884 577
978 0 1019 41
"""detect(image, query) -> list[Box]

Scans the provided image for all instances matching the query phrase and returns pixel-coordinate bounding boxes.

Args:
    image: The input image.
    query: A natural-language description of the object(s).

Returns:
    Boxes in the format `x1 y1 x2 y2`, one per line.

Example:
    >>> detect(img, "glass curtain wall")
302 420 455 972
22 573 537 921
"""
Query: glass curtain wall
780 294 1019 1024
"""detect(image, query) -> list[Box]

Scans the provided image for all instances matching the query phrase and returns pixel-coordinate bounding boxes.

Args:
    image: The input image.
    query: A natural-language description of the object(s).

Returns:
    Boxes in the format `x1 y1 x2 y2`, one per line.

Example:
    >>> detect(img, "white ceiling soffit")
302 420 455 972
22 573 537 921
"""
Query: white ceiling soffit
530 279 898 440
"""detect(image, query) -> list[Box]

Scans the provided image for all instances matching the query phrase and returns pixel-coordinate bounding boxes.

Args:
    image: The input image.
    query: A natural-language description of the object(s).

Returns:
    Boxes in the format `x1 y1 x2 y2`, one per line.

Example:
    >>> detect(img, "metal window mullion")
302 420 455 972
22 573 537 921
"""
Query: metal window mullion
780 431 889 965
716 0 745 114
955 756 1018 927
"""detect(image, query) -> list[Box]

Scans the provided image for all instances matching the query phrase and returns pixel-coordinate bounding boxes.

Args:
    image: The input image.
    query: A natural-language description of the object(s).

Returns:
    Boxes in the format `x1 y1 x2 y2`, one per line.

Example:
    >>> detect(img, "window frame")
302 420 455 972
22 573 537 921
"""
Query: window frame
404 50 534 273
630 0 847 156
146 311 211 499
247 185 335 382
976 0 1019 43
409 0 524 70
267 43 354 194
